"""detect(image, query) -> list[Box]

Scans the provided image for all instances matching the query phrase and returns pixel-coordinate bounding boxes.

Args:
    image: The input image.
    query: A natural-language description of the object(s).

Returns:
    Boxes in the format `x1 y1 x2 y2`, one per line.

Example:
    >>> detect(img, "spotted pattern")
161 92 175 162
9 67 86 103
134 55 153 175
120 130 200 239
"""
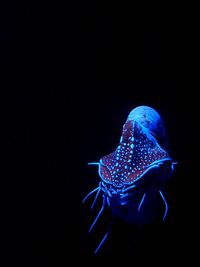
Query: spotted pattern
99 120 169 187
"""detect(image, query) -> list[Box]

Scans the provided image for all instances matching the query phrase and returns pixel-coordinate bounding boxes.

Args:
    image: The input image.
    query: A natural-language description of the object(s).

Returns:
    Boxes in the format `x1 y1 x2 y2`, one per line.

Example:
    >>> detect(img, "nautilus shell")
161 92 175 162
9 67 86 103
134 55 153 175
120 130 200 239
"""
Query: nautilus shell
98 106 171 187
83 105 176 254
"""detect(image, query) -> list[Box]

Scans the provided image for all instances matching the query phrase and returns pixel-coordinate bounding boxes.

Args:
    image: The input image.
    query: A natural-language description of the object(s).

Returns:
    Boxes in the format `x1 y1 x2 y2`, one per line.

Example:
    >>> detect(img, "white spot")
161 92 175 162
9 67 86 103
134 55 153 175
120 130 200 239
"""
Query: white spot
130 144 134 149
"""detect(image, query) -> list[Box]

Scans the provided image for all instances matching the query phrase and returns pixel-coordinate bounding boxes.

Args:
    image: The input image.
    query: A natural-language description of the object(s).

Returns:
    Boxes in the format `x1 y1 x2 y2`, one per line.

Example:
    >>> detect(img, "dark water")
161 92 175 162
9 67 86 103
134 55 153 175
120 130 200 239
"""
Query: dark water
1 2 196 266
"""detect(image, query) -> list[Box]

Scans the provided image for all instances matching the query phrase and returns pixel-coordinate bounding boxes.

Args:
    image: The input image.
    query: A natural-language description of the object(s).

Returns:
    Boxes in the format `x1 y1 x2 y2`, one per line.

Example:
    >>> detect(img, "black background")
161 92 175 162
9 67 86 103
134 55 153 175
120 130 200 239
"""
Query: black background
1 2 196 266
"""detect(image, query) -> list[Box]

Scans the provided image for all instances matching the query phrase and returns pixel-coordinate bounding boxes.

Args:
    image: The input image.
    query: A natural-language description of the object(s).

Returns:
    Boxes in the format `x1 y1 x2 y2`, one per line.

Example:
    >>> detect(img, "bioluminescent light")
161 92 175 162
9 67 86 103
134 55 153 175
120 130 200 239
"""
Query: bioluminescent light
83 105 177 254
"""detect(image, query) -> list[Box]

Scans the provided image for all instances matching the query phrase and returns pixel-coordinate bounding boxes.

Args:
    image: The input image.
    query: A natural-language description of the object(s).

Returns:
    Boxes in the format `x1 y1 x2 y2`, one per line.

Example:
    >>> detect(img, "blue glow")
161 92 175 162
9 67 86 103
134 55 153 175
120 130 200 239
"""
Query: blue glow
130 143 134 149
91 187 101 209
89 198 105 233
121 201 128 205
127 106 166 145
159 190 168 221
148 158 172 167
82 187 99 204
83 106 177 254
138 193 146 211
106 196 110 206
122 184 136 193
171 161 178 171
94 230 109 254
88 162 100 166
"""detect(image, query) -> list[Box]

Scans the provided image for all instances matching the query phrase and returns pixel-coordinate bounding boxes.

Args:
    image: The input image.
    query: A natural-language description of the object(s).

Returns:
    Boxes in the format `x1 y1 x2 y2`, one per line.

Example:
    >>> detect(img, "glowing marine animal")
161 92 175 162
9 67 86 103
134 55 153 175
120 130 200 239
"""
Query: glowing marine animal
82 106 177 254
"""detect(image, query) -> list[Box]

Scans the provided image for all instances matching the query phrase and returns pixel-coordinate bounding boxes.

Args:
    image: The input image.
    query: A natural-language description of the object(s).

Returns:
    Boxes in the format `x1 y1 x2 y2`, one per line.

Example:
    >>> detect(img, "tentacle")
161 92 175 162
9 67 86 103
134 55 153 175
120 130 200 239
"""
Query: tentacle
159 190 168 221
91 185 102 209
120 193 128 199
138 192 146 211
106 196 110 207
169 161 178 176
82 187 100 204
94 230 110 254
121 201 128 205
122 184 136 193
88 162 100 166
88 197 106 233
